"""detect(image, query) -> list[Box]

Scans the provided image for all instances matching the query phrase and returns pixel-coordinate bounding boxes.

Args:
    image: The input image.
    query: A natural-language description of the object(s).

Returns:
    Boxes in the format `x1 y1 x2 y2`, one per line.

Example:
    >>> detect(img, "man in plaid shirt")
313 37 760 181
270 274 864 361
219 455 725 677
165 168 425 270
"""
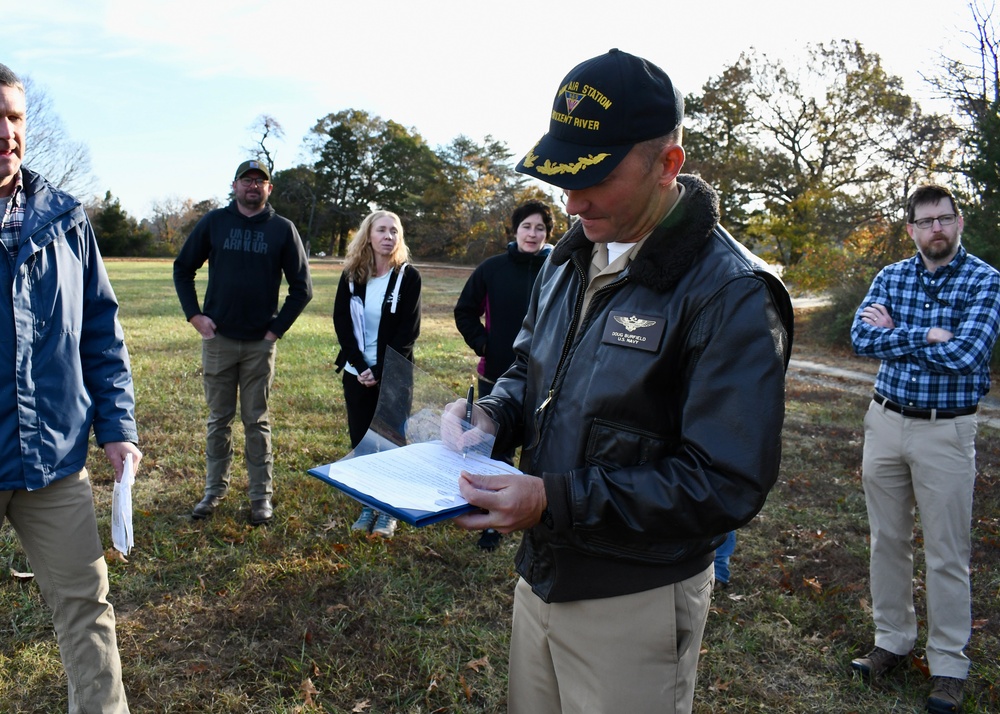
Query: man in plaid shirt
849 184 1000 713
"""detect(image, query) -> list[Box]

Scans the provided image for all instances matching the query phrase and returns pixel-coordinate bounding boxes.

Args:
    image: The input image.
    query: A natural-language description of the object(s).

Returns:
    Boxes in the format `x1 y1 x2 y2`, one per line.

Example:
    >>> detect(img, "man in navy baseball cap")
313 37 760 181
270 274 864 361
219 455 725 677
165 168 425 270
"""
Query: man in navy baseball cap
516 48 684 190
449 48 792 713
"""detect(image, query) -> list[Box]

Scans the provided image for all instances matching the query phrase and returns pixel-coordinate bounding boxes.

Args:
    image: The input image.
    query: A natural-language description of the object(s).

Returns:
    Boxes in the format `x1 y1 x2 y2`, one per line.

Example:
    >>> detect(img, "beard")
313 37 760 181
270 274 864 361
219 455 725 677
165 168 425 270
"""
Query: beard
922 233 959 262
237 191 266 212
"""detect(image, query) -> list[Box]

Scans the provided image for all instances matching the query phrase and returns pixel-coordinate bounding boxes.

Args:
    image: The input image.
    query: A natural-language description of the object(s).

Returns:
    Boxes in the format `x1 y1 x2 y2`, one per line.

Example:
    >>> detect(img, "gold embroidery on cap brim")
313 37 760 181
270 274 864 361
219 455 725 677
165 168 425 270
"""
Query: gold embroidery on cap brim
534 153 611 176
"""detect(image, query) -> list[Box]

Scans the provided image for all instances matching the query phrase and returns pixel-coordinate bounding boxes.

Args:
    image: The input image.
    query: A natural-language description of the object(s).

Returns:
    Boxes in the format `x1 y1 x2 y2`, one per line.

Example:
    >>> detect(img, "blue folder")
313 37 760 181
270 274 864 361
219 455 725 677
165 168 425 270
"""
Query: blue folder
307 461 478 527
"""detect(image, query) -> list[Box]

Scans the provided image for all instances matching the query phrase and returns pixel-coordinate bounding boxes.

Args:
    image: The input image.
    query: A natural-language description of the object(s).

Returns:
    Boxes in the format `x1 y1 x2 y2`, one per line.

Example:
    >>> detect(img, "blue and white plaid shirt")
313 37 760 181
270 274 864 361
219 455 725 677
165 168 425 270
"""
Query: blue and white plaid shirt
852 246 1000 409
0 171 24 258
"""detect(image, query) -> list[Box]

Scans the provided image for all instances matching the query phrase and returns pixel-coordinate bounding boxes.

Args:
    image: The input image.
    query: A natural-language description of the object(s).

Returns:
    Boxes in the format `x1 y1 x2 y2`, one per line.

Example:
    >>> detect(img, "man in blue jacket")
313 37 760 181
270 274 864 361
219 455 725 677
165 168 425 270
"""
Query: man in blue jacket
0 63 141 713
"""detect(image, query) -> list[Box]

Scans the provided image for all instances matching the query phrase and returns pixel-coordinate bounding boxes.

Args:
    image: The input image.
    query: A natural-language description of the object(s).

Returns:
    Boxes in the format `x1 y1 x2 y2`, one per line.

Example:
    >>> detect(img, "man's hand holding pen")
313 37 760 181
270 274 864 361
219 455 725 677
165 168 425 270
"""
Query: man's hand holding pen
440 394 547 533
463 384 474 458
441 395 493 455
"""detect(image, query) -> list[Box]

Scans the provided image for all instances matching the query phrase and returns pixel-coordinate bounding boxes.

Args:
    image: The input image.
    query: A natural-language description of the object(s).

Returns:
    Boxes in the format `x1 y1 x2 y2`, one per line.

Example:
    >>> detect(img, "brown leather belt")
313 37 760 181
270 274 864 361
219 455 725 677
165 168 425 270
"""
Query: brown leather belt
873 392 977 420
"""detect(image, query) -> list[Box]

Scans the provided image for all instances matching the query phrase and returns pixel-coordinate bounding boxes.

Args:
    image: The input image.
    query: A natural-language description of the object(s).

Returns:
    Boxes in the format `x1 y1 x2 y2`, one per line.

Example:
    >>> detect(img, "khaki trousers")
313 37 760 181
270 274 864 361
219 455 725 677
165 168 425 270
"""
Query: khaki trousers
202 334 277 500
1 470 128 713
508 564 713 714
862 400 977 678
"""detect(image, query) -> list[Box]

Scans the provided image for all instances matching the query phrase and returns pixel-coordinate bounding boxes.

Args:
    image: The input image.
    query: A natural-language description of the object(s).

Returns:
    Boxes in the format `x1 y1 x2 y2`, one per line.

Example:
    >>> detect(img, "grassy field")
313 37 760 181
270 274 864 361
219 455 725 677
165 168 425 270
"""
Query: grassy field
1 259 998 713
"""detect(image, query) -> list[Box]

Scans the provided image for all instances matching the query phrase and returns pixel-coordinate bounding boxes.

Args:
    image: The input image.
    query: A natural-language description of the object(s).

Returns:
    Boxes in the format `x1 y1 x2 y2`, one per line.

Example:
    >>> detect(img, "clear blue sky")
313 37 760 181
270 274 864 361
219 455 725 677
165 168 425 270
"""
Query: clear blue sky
8 0 978 219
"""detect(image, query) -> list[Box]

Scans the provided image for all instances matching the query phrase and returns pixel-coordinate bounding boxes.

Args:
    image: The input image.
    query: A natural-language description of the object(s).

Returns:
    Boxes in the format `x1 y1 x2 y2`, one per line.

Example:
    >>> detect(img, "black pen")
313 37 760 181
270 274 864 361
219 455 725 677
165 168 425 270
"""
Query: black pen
463 384 474 458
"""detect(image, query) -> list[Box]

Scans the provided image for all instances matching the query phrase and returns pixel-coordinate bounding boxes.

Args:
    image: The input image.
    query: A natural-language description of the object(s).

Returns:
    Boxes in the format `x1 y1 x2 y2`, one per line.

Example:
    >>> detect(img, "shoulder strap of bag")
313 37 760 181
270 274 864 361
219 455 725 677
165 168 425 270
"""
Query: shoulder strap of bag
389 263 407 314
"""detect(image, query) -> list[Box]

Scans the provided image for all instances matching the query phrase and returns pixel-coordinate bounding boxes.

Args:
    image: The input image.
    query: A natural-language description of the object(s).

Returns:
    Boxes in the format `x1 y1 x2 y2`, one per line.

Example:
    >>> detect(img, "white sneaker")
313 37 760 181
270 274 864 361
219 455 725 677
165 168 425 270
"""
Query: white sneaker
372 511 397 538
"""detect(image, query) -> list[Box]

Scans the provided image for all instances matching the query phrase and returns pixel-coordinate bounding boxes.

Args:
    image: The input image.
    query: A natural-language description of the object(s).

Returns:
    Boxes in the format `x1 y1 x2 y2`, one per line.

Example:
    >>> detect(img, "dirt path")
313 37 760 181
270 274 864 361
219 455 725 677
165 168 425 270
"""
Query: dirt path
788 358 1000 430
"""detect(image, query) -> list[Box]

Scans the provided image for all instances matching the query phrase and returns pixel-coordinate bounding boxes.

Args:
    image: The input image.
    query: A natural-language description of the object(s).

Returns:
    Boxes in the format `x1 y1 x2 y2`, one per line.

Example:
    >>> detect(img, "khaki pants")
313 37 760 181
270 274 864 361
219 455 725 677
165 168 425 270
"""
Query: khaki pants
202 334 277 501
1 470 128 713
508 564 713 714
862 400 977 678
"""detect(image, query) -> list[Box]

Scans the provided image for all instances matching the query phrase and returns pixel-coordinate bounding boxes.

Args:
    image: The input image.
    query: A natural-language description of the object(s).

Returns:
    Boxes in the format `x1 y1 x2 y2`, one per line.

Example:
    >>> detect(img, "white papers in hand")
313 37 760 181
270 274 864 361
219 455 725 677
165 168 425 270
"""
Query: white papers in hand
326 441 519 511
112 453 135 555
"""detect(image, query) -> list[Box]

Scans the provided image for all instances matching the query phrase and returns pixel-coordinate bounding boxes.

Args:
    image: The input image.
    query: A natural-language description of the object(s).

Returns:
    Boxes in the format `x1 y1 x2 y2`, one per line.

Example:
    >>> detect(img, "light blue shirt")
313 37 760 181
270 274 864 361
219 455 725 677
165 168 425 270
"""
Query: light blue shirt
345 271 391 375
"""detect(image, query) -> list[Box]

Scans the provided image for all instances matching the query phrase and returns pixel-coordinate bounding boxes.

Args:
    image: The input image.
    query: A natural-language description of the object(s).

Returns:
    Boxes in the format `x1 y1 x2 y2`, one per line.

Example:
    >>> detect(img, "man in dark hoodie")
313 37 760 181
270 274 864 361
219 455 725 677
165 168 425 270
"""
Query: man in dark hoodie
174 160 312 525
445 50 793 713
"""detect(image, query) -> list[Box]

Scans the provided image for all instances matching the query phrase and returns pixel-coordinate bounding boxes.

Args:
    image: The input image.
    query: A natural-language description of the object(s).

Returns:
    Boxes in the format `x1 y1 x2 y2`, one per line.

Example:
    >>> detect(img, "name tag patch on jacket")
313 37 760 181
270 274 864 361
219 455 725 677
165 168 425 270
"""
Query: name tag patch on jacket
601 310 664 352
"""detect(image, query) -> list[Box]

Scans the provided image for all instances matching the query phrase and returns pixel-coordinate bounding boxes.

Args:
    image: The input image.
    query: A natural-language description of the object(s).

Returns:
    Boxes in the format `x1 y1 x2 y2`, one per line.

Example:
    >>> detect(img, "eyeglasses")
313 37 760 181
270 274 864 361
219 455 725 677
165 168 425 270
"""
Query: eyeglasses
910 214 957 229
238 177 269 187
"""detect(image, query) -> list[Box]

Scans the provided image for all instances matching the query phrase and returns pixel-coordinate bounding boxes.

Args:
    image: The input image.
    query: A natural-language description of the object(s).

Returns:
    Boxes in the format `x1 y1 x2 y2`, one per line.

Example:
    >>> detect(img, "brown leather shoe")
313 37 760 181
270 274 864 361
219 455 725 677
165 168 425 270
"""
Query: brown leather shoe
250 498 273 525
927 676 964 713
192 494 223 519
850 646 910 681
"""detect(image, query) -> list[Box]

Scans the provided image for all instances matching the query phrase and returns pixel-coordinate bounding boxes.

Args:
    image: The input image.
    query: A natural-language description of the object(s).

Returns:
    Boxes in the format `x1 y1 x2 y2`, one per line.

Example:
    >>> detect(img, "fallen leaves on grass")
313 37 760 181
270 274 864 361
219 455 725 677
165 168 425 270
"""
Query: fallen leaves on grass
912 655 931 677
465 656 491 672
105 548 128 564
421 546 445 560
9 567 33 582
708 677 731 692
803 576 823 594
299 678 318 707
351 699 371 713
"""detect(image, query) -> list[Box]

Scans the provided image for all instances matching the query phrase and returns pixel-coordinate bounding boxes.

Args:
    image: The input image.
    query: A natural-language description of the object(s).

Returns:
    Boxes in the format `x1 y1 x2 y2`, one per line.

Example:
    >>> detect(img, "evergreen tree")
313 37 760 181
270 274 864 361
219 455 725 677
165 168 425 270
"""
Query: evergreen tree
89 191 152 256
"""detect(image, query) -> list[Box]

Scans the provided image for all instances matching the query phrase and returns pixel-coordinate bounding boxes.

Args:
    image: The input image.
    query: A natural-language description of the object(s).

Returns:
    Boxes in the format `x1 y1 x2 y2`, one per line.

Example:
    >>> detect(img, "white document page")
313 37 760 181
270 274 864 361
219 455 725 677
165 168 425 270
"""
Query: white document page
325 441 519 511
112 453 135 554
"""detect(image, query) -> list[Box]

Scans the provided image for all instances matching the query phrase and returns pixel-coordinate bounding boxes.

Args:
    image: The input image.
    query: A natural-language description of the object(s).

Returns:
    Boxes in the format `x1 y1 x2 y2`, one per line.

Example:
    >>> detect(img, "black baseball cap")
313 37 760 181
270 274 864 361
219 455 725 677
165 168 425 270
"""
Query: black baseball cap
516 49 684 190
234 159 271 181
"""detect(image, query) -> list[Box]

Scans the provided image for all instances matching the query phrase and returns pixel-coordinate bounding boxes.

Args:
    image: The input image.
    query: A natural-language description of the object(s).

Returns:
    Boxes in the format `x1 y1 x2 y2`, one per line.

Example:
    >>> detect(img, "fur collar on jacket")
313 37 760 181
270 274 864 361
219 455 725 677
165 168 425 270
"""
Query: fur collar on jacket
550 174 721 294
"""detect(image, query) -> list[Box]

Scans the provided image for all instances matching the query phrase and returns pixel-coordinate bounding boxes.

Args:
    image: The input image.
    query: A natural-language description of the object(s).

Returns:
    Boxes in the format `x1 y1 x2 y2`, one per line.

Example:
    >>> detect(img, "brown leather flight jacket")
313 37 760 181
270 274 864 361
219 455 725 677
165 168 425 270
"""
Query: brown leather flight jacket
479 174 794 603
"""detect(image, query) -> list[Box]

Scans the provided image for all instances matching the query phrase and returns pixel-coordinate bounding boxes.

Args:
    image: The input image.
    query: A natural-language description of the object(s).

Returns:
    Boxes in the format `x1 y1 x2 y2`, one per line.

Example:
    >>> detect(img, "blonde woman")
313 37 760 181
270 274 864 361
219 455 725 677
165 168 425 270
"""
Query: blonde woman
333 210 421 537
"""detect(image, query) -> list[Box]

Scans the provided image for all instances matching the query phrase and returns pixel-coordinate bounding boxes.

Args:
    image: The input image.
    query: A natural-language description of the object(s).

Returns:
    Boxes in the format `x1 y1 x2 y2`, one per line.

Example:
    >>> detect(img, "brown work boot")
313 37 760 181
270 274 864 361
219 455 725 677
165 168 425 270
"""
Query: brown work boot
926 676 964 713
850 646 910 681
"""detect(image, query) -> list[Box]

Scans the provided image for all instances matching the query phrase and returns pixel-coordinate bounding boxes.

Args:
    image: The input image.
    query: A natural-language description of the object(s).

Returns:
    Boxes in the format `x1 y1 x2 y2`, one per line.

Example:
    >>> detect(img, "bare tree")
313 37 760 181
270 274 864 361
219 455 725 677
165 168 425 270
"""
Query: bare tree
22 76 96 198
145 196 220 255
926 1 1000 266
245 114 285 176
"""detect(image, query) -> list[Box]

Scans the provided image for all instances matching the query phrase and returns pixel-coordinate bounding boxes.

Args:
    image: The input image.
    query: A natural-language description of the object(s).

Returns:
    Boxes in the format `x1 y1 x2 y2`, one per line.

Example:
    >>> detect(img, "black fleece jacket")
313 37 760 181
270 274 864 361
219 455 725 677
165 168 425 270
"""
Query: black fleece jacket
454 242 552 382
173 202 313 340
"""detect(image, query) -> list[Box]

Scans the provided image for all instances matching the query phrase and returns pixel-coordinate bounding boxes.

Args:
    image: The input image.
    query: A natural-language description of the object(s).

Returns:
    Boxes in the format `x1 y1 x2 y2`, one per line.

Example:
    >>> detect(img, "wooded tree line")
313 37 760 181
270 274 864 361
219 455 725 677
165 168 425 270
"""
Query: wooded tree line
80 4 1000 287
83 109 560 264
266 109 558 262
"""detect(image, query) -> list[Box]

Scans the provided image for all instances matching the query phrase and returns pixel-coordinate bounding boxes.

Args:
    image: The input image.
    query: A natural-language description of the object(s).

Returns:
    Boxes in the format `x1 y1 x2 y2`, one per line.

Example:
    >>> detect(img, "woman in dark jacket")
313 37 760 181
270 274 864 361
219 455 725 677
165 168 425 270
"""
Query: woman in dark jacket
454 200 553 398
333 210 421 538
453 200 553 550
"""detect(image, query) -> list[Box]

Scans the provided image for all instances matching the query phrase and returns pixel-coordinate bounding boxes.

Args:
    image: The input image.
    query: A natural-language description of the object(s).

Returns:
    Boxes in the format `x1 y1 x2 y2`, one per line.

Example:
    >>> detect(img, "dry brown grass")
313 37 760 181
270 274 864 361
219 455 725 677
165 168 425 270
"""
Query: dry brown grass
1 267 997 713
